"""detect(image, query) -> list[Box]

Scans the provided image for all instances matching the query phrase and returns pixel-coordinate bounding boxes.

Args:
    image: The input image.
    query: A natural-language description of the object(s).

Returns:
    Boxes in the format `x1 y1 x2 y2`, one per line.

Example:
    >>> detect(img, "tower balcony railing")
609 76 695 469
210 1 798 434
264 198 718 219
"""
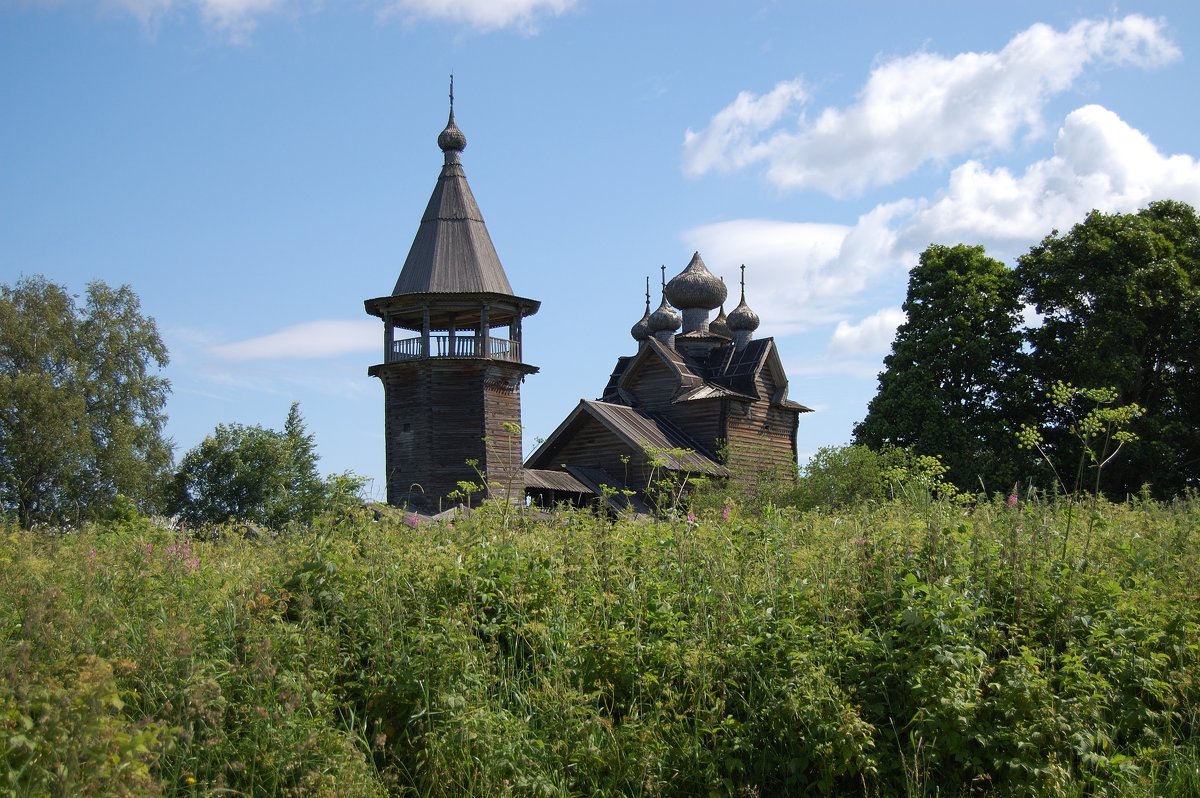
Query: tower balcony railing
389 335 521 363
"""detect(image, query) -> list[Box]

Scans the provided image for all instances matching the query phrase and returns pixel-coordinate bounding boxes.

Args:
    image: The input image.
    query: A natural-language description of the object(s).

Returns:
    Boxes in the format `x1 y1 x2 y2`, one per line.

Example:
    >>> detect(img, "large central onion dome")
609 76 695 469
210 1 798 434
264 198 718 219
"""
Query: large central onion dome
665 251 727 311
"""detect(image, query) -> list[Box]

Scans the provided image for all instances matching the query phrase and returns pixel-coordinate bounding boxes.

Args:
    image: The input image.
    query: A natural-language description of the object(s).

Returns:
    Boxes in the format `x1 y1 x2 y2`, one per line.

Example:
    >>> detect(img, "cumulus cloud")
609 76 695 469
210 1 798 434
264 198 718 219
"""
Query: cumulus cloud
828 308 906 356
208 320 378 361
683 15 1179 196
381 0 577 33
898 104 1200 261
682 79 808 177
687 105 1200 348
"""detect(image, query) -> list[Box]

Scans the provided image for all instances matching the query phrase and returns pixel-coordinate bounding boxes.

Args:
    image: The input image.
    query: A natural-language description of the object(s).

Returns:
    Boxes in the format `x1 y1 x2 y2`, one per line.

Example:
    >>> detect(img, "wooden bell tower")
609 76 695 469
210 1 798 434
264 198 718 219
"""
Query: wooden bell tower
365 87 539 512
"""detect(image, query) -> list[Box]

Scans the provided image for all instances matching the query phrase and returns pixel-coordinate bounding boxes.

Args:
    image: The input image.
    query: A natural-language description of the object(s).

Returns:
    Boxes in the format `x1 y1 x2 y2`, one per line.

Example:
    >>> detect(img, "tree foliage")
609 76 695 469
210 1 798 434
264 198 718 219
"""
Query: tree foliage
858 201 1200 499
854 244 1027 492
0 276 171 525
168 402 357 529
1017 199 1200 497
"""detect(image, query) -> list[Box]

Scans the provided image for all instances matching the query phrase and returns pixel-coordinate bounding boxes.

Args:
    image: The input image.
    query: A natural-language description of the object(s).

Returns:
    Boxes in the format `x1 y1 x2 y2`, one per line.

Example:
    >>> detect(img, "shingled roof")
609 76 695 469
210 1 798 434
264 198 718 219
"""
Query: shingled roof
391 112 514 297
525 399 729 477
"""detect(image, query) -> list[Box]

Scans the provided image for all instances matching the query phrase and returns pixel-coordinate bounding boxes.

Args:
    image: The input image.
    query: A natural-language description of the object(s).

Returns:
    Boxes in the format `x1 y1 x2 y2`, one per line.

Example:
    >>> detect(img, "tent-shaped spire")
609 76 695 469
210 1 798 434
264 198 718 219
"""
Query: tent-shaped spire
392 83 514 296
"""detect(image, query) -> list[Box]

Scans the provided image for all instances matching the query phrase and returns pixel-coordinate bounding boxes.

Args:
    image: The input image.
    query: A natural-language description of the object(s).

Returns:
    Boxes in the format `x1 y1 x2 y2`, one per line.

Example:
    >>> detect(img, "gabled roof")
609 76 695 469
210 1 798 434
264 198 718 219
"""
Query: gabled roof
604 337 811 412
675 384 756 402
616 337 703 395
392 150 514 296
525 399 728 477
702 338 812 412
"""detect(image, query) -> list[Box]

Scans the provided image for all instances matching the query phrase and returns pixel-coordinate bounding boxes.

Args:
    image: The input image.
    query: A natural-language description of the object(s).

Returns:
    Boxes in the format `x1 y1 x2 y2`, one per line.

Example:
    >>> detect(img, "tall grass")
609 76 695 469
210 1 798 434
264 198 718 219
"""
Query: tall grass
2 492 1198 796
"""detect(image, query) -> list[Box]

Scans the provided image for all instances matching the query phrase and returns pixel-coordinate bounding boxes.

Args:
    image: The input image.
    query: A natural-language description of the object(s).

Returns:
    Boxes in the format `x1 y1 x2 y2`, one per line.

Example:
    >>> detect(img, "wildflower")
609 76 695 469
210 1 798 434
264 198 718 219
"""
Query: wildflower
1007 494 1019 508
721 502 732 522
406 514 420 529
186 776 196 785
686 511 697 524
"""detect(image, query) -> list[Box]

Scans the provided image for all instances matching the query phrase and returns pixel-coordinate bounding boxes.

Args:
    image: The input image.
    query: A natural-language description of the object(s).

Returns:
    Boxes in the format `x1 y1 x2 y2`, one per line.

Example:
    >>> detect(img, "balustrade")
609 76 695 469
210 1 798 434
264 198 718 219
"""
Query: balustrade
389 334 520 363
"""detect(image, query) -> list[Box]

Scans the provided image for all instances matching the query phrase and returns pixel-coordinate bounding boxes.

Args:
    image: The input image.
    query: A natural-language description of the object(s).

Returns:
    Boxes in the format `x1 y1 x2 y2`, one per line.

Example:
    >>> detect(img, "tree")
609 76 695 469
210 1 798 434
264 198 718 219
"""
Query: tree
168 402 353 528
0 276 171 525
854 244 1028 492
1016 200 1200 497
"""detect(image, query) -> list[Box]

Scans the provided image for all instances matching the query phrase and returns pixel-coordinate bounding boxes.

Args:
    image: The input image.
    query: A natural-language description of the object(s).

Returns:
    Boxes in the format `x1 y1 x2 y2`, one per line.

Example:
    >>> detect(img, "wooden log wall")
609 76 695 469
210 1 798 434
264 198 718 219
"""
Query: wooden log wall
381 359 526 512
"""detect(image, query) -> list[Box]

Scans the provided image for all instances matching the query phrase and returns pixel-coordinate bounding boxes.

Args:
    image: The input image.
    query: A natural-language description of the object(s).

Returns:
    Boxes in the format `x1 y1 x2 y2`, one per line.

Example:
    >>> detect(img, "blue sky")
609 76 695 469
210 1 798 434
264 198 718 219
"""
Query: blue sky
4 0 1200 499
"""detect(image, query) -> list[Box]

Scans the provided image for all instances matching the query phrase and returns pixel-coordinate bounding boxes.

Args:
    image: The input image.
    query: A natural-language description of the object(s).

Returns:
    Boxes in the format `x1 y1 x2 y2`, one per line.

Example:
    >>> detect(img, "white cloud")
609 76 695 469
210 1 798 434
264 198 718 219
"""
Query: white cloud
30 0 571 39
682 79 807 177
380 0 576 33
829 308 906 356
687 105 1200 355
898 104 1200 262
683 218 851 336
684 202 911 337
194 0 282 41
208 319 378 360
683 15 1179 196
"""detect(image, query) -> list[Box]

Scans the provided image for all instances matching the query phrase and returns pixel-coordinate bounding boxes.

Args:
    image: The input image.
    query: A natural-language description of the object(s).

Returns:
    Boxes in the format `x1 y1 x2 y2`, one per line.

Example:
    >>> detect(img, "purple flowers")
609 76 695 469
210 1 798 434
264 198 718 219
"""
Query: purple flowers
165 538 201 571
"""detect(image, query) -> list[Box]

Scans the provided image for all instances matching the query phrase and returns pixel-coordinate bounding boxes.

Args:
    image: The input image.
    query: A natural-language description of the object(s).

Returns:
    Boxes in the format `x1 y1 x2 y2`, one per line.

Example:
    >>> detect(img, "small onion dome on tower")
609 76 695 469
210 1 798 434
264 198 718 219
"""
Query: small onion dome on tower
631 277 653 343
649 265 681 341
437 77 467 161
728 265 760 348
666 252 727 334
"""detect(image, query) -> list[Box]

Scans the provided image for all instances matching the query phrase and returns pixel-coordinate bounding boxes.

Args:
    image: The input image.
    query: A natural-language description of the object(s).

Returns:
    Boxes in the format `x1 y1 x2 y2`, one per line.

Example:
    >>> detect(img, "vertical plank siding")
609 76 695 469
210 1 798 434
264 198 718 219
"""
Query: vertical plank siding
381 359 527 512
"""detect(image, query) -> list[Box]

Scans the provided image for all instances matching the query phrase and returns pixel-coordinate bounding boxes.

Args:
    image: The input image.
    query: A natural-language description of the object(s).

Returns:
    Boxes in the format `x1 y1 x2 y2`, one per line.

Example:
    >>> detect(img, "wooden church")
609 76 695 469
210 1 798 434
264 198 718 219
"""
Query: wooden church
523 259 811 510
366 98 809 513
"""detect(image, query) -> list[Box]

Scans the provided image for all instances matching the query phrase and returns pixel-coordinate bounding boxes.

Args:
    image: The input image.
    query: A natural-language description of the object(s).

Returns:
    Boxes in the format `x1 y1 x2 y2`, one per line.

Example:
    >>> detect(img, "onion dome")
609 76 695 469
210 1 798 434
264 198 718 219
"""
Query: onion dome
648 265 681 333
649 295 681 333
727 265 760 332
631 277 652 342
438 77 467 159
710 304 731 338
665 251 727 311
438 113 467 154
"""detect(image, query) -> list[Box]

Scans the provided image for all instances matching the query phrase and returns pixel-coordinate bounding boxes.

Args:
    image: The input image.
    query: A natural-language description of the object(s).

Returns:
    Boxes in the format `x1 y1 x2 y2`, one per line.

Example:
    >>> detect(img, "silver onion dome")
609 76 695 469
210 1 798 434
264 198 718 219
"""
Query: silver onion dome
727 265 760 332
665 251 727 311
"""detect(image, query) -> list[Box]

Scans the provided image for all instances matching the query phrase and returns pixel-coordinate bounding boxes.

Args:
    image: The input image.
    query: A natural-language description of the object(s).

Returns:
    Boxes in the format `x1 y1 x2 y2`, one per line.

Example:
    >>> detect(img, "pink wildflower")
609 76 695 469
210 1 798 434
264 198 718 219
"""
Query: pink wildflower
721 504 732 522
686 512 697 524
405 514 420 529
1007 494 1019 508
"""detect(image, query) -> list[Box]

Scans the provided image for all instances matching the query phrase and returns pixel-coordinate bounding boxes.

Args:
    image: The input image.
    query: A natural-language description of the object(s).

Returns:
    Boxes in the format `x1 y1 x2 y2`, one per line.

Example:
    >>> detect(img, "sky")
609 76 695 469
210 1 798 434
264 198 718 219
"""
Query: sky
3 0 1200 500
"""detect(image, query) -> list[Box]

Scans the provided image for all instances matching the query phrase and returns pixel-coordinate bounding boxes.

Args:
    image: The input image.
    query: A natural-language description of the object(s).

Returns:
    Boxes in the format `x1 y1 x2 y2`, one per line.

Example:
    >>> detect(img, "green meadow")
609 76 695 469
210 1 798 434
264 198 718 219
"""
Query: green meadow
3 491 1199 797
